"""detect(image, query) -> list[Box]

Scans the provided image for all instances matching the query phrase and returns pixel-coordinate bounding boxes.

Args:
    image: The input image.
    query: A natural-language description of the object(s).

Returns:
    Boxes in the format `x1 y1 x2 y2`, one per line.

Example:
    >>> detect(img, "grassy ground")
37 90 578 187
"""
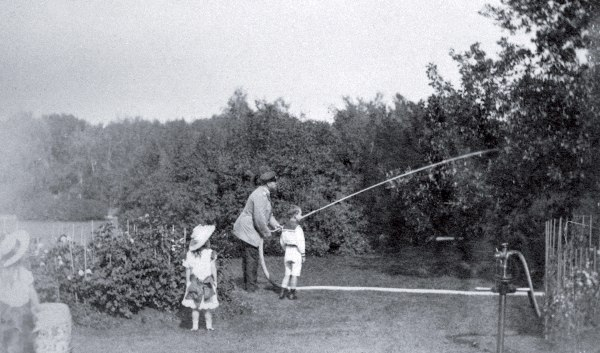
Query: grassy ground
73 248 598 353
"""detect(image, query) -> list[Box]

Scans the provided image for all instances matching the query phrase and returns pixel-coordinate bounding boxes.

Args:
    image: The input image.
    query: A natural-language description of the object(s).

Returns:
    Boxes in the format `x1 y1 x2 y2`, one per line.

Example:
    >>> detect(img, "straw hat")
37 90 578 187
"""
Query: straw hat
189 225 215 251
1 230 30 267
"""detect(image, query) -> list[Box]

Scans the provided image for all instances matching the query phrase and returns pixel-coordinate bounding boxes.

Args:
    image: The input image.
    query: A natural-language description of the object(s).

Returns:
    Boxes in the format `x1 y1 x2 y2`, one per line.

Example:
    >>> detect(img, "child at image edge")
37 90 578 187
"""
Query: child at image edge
279 205 305 300
0 230 40 353
182 224 219 331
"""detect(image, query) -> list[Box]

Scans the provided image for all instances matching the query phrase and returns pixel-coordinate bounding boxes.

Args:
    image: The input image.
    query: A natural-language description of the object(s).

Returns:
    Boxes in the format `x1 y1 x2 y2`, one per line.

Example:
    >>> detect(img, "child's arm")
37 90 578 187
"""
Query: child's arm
183 251 192 285
22 269 40 313
211 251 218 287
29 284 40 313
298 227 306 263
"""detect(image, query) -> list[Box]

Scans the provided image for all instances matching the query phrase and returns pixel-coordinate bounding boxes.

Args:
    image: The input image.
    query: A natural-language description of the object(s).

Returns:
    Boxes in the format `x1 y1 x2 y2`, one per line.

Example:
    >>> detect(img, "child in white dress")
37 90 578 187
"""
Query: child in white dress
279 206 305 300
182 225 218 331
0 230 40 353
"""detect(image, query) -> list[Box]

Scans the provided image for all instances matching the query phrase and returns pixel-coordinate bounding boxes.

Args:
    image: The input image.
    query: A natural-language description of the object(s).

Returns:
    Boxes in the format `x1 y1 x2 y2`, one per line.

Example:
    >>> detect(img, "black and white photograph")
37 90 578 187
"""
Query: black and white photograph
1 1 599 352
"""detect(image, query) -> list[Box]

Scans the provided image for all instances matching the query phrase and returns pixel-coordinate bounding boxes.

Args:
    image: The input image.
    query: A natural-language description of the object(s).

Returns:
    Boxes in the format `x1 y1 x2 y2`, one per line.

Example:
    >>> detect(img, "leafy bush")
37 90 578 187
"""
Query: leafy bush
212 253 253 318
32 221 247 319
86 222 183 317
545 267 600 342
30 238 78 303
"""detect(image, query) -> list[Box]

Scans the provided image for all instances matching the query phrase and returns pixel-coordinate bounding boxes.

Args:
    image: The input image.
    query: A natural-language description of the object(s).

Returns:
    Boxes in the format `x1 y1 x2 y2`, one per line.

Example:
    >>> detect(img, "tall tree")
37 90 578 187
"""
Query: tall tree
420 0 600 269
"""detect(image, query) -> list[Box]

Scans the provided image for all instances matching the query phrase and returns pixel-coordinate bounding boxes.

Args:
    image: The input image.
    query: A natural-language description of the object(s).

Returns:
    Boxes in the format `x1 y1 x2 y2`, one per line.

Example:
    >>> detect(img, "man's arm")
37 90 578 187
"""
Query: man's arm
268 214 281 230
252 191 273 238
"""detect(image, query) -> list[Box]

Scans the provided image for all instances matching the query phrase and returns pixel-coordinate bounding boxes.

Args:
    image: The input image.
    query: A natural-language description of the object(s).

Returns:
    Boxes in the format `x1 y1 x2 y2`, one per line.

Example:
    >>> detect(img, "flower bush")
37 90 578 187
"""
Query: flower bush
30 236 87 303
31 221 248 320
545 267 600 341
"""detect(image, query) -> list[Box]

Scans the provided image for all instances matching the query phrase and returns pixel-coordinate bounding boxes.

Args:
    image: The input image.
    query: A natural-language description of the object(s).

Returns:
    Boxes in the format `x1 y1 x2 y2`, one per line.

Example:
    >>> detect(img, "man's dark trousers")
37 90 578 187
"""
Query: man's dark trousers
242 241 259 291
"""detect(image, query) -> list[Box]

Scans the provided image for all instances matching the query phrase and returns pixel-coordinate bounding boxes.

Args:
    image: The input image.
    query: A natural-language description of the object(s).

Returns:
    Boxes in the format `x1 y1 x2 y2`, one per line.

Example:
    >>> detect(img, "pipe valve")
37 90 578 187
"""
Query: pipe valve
492 242 542 353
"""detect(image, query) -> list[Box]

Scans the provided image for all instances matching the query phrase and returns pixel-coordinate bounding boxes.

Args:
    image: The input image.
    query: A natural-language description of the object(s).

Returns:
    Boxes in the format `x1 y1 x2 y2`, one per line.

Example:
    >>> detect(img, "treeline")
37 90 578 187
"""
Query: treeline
1 1 599 265
0 92 426 254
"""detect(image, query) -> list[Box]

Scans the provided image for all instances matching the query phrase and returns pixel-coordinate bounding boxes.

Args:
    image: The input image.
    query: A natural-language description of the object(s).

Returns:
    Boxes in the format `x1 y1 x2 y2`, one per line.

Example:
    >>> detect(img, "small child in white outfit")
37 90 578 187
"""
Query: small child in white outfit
182 225 218 331
279 205 305 300
1 230 40 353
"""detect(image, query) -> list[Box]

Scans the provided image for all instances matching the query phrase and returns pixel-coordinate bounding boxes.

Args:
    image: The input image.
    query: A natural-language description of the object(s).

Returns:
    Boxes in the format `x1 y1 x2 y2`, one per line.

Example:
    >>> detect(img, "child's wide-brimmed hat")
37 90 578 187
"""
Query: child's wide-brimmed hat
189 224 215 251
0 230 30 267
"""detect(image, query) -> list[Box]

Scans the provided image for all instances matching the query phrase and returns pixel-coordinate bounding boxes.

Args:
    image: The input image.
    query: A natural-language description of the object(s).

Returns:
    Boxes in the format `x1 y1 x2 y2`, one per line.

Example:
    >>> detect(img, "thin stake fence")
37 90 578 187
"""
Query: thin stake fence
4 217 191 304
545 216 600 340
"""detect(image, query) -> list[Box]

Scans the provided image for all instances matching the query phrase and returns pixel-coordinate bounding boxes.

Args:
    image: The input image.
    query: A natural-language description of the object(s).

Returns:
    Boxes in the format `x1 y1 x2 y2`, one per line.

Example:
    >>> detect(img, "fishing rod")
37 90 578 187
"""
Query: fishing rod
260 148 499 287
299 148 499 220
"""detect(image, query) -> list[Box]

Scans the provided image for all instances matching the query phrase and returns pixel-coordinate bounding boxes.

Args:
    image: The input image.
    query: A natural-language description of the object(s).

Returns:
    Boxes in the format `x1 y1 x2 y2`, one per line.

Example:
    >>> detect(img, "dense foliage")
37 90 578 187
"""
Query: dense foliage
7 1 599 337
1 1 598 266
436 0 600 269
1 92 417 256
31 222 250 319
545 267 600 341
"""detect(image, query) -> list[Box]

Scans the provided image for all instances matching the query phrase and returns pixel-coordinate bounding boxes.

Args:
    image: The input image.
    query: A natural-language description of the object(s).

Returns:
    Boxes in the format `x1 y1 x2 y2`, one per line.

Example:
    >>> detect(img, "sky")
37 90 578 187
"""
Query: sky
0 0 516 124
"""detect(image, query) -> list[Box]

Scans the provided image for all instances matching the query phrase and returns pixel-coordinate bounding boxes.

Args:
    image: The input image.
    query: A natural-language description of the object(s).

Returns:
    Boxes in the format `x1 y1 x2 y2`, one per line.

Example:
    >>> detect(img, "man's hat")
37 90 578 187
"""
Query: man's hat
189 224 215 251
259 171 277 184
1 230 30 267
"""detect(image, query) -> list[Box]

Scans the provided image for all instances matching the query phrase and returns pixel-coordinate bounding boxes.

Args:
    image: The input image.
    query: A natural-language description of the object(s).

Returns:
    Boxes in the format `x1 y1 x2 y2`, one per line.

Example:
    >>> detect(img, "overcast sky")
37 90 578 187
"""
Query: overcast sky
0 0 515 124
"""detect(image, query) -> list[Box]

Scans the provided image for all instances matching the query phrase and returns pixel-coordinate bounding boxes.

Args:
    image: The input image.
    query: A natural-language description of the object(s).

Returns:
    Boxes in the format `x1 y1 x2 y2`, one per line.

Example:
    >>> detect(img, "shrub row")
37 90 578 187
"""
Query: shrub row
545 267 600 341
31 221 248 319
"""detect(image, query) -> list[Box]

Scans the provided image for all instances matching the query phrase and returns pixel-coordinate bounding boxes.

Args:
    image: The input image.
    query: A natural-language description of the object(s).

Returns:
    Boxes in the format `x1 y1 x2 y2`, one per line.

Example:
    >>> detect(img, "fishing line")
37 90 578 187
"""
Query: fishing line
300 148 499 220
259 149 500 289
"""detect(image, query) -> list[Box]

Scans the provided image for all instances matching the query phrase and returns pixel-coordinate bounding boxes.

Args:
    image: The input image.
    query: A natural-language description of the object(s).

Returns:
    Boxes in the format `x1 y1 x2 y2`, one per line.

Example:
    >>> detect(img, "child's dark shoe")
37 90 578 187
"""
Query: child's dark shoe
287 289 297 300
279 288 287 299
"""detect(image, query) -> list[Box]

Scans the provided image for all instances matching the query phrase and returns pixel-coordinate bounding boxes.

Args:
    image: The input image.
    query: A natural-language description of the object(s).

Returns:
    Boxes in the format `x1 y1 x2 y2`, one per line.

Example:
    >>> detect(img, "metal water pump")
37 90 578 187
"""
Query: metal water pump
493 243 542 353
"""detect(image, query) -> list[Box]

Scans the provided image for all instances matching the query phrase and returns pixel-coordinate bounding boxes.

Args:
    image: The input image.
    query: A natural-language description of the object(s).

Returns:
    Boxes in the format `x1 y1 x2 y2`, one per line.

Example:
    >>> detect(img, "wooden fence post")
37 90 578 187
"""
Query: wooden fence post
82 226 87 277
558 218 562 287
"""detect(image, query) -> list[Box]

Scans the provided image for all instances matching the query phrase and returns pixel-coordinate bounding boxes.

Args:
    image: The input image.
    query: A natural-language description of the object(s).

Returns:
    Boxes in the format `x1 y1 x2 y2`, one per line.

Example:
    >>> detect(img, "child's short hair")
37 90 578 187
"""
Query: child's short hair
286 205 302 219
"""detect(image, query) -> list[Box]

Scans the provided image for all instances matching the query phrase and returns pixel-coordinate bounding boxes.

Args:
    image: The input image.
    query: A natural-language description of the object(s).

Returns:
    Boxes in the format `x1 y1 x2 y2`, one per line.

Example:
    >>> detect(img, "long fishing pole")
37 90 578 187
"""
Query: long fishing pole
299 149 499 221
260 148 498 287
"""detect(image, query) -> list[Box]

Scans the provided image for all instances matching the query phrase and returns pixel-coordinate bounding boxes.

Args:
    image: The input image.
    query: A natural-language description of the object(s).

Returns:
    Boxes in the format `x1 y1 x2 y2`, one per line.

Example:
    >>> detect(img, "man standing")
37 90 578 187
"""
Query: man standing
233 171 281 292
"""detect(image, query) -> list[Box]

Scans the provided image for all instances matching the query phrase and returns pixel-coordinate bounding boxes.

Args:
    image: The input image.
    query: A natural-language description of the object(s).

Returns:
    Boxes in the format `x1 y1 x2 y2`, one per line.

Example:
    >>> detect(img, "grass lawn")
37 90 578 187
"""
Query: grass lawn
73 248 599 353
